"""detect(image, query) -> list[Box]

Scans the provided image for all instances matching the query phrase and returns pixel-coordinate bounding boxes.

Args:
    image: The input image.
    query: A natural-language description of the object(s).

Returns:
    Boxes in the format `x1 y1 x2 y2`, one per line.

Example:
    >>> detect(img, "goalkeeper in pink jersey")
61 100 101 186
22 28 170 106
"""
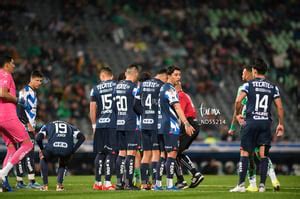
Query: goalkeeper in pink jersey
0 55 33 192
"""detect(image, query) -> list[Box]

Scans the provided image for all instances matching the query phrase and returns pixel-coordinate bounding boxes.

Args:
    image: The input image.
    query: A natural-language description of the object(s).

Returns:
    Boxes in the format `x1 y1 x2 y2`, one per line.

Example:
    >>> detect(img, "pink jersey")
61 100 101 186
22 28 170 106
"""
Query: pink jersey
0 69 18 122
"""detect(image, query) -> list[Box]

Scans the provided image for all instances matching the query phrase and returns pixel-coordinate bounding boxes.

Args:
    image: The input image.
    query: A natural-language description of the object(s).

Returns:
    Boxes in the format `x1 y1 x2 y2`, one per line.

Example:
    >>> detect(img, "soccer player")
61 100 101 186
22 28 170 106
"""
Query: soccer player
228 65 280 192
174 82 204 189
15 70 44 189
36 120 85 191
90 66 117 191
0 55 33 192
230 58 284 192
155 65 194 190
115 64 140 190
139 69 167 190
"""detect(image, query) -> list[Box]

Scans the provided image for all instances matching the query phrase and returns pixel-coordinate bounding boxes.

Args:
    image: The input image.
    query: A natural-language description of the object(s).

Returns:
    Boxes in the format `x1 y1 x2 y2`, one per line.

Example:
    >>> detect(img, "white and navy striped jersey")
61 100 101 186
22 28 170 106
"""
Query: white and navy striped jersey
18 85 38 128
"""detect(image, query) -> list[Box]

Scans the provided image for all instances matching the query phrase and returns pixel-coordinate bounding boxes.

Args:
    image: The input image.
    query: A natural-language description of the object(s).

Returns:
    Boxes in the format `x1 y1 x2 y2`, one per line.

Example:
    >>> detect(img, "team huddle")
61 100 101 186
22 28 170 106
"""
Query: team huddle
0 55 284 193
90 65 204 191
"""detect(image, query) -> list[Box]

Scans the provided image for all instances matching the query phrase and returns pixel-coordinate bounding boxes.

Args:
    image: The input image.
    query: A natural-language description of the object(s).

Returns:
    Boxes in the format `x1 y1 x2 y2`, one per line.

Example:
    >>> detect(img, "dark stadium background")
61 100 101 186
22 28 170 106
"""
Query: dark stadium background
0 0 299 176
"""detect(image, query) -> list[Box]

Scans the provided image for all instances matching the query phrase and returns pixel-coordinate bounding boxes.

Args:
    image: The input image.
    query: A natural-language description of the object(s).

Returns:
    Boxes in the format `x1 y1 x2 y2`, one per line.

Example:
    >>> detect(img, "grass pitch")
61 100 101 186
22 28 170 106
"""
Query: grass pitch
2 175 300 199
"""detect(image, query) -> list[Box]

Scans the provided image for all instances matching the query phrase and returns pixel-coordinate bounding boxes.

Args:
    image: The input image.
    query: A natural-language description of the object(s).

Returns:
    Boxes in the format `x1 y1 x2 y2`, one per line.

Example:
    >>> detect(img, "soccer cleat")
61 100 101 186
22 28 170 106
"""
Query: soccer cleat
189 172 204 188
166 186 179 191
27 182 42 189
229 184 246 192
124 185 140 191
153 185 164 191
40 185 48 191
93 183 103 190
1 177 13 192
16 181 27 189
272 179 280 191
102 185 116 191
246 185 258 192
175 181 189 190
115 183 125 190
258 184 265 192
56 184 65 191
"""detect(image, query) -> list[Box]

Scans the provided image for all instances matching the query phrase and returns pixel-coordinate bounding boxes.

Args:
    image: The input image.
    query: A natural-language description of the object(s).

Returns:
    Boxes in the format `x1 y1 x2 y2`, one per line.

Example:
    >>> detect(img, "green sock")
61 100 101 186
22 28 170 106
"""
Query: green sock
134 168 141 184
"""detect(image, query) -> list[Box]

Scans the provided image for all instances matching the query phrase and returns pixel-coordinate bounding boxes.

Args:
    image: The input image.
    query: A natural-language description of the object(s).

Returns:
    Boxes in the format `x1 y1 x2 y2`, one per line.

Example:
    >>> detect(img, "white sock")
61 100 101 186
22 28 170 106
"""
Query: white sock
166 178 173 188
28 174 35 181
268 158 277 182
104 181 112 187
17 176 23 182
249 175 257 187
95 181 102 186
156 180 162 187
1 162 13 178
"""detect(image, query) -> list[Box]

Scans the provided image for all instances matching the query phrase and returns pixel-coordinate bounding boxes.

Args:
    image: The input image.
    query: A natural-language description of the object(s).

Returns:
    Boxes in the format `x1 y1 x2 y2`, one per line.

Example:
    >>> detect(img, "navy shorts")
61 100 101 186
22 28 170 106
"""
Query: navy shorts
158 134 165 152
117 130 139 151
163 134 179 153
42 149 72 167
141 129 159 151
240 121 272 153
94 128 117 154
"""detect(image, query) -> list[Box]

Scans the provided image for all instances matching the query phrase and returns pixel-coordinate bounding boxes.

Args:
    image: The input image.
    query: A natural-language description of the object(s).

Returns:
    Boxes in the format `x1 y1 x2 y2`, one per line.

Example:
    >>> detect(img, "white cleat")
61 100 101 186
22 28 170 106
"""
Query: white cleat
230 184 246 192
258 184 265 192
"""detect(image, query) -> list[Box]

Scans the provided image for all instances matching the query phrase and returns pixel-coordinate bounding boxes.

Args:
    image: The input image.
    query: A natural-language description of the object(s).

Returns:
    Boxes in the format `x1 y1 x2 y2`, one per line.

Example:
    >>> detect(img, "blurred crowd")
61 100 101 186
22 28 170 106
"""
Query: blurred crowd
0 0 299 139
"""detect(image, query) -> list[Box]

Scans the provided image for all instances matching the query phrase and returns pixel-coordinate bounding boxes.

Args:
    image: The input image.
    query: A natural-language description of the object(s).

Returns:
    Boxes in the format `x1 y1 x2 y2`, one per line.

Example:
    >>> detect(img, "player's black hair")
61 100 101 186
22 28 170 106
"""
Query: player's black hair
118 72 126 81
31 70 44 78
0 54 13 68
250 58 268 75
126 64 141 71
242 64 252 72
139 71 152 82
99 66 113 76
166 65 181 75
156 68 167 75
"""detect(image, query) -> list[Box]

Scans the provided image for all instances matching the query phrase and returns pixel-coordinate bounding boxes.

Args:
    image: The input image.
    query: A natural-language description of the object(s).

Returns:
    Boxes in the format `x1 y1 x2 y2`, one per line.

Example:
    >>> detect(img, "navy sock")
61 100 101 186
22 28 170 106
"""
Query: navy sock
248 155 256 177
57 167 66 184
116 155 126 185
40 159 48 185
260 157 268 185
141 163 150 184
94 153 106 182
165 157 175 179
151 161 158 183
238 156 249 185
125 155 135 186
105 154 116 181
156 157 165 181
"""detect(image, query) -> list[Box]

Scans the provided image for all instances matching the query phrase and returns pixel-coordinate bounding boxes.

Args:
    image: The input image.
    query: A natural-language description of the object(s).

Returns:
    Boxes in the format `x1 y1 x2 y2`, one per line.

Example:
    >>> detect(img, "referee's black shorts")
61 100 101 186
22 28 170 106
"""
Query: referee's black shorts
178 117 200 154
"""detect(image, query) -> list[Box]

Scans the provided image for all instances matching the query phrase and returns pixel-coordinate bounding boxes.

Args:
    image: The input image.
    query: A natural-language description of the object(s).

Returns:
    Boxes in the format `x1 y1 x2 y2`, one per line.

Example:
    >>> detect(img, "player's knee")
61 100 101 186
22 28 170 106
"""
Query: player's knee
167 151 177 158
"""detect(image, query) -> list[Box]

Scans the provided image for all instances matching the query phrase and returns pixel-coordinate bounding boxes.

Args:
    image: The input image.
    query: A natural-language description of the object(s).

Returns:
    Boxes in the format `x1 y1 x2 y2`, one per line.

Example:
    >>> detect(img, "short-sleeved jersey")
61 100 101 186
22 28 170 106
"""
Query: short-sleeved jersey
90 80 117 129
237 85 247 117
115 80 139 131
140 78 164 130
158 83 180 135
38 121 81 155
18 85 38 127
0 69 17 122
241 78 280 122
178 90 197 119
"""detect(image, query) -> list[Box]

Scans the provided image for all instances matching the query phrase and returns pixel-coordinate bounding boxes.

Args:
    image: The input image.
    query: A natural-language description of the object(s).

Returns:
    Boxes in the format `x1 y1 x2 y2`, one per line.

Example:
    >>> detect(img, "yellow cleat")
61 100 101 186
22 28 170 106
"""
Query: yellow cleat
246 185 258 192
272 179 280 191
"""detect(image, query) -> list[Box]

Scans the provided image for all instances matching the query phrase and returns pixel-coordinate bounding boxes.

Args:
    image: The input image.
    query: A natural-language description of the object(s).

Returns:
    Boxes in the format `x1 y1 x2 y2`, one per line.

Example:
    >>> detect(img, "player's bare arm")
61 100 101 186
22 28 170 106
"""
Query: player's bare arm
274 98 284 137
0 87 17 103
89 101 97 133
173 102 195 136
235 91 247 126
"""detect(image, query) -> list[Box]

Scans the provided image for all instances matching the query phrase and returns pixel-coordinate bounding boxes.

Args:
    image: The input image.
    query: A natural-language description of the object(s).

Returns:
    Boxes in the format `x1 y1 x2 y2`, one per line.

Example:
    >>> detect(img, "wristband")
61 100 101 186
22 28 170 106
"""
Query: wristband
229 124 236 131
92 124 96 129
